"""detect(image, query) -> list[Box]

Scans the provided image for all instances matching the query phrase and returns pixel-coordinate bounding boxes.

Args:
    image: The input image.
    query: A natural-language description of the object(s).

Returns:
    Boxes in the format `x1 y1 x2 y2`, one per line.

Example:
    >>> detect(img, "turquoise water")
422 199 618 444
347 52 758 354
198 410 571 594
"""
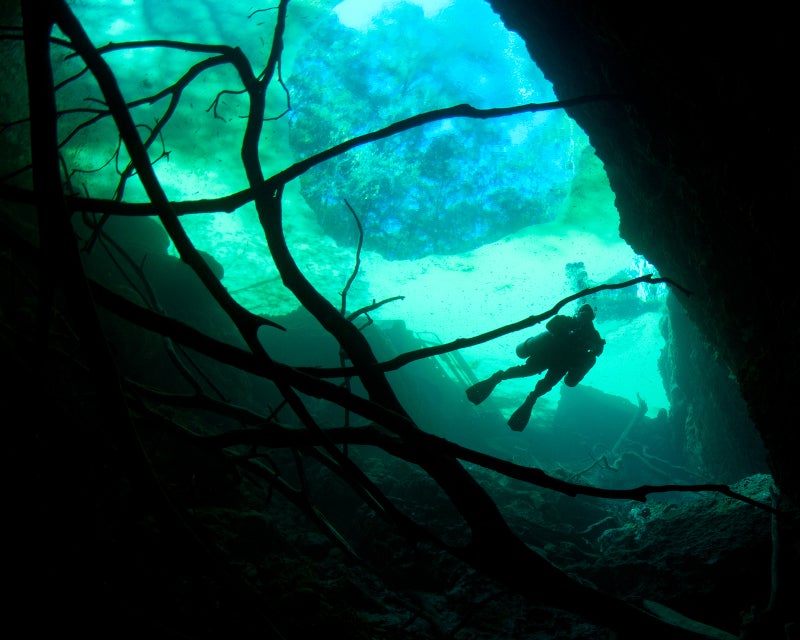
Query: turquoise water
60 0 669 431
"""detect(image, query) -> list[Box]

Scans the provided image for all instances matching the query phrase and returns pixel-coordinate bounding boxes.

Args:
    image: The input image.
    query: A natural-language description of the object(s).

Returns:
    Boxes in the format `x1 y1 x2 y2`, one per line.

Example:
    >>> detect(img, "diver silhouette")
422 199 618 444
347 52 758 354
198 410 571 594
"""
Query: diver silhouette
466 304 605 431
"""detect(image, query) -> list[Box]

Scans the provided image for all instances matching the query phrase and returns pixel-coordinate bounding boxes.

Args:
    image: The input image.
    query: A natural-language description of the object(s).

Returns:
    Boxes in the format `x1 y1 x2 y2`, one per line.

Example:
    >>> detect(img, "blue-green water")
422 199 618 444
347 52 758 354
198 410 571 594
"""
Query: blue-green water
61 0 669 435
2 5 775 638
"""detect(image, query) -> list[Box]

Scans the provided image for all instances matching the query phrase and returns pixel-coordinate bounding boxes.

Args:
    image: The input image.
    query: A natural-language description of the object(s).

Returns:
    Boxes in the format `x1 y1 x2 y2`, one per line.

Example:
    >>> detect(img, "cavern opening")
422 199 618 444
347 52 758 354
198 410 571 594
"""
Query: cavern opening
1 0 782 638
59 0 672 452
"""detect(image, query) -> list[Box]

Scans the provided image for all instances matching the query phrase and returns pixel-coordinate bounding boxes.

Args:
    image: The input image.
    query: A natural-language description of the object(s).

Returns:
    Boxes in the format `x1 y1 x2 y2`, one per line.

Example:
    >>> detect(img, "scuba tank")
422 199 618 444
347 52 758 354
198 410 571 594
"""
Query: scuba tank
515 332 553 359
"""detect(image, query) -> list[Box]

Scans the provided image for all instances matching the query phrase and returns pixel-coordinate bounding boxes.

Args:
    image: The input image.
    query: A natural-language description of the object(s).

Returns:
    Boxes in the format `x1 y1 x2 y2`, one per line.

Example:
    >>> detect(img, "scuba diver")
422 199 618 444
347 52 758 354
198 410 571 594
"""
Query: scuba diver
466 304 606 431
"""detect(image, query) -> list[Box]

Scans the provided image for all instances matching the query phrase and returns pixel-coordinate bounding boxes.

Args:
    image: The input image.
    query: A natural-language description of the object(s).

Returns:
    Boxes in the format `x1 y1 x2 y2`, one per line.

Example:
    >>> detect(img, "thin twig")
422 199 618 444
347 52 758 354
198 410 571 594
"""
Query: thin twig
340 198 364 317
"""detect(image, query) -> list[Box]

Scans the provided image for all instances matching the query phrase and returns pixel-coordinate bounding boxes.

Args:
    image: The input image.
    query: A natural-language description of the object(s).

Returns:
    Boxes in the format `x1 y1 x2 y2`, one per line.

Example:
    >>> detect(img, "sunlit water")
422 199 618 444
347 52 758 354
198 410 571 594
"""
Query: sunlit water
61 0 670 429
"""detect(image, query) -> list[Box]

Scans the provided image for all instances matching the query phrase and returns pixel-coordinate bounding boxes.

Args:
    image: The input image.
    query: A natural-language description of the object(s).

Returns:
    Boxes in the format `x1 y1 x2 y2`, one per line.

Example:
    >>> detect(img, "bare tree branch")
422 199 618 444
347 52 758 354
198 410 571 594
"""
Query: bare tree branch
2 3 763 638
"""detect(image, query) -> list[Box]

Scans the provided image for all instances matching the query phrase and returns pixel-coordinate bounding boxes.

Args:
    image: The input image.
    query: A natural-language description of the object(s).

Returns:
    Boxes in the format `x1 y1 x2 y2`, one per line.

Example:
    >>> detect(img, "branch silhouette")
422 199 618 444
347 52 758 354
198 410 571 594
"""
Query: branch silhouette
3 3 758 639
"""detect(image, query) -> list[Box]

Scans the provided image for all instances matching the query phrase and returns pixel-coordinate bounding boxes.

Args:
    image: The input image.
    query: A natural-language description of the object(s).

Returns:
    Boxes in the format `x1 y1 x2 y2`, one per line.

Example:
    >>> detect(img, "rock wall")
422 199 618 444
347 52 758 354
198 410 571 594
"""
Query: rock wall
659 294 768 482
489 0 799 503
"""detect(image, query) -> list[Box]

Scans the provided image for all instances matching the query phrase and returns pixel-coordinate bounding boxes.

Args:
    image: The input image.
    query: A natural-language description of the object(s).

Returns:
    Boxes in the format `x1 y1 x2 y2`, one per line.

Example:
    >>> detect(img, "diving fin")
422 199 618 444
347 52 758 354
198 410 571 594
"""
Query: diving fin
466 371 503 405
508 394 536 431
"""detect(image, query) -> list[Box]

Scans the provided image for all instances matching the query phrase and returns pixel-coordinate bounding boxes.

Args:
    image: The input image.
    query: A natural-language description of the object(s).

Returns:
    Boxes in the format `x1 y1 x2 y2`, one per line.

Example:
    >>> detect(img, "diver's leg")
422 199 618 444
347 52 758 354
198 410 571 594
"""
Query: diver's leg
508 367 566 431
564 354 596 387
466 359 541 405
531 367 566 399
501 358 544 380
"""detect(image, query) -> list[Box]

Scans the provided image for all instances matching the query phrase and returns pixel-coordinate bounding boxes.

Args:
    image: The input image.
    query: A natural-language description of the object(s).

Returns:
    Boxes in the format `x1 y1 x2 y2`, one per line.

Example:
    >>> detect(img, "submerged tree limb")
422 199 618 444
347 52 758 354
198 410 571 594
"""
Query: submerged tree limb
49 1 285 337
300 274 691 378
340 198 364 318
181 420 777 515
6 4 754 638
2 97 624 215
